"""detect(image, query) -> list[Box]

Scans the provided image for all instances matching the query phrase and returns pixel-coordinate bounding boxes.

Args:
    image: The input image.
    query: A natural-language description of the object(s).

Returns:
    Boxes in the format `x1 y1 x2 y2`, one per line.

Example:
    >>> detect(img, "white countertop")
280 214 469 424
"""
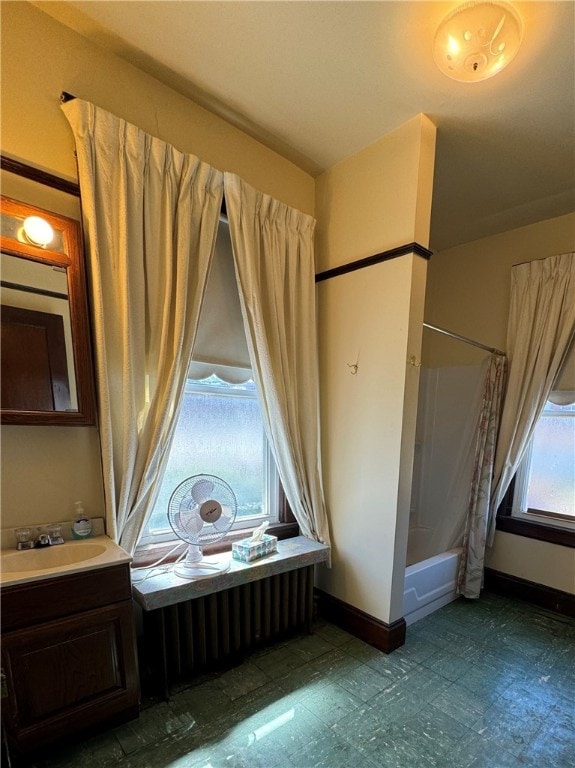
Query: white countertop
0 536 132 588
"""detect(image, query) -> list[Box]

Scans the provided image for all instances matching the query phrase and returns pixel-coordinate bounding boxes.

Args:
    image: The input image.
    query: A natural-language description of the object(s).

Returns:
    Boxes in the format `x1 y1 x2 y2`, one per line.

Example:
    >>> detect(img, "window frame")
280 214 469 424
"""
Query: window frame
497 399 575 548
134 375 298 566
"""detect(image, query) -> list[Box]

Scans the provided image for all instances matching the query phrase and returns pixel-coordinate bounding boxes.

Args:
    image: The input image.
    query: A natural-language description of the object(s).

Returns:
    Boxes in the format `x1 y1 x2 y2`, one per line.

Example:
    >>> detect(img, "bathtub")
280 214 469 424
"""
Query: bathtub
403 548 462 625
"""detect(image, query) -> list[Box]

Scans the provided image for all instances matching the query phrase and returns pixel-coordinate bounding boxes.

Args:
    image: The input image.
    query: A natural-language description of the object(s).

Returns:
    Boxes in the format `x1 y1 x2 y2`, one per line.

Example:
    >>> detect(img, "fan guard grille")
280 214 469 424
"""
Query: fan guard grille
167 474 237 546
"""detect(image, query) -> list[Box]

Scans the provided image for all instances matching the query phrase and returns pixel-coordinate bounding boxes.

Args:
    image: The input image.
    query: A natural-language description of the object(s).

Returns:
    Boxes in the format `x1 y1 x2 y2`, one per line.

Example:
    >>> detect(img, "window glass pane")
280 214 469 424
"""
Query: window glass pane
148 376 267 532
526 406 575 517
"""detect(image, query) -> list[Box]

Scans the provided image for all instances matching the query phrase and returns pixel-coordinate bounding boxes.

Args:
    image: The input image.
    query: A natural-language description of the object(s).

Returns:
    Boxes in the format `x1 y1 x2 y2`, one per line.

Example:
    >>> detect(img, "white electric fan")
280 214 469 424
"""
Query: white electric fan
168 474 237 579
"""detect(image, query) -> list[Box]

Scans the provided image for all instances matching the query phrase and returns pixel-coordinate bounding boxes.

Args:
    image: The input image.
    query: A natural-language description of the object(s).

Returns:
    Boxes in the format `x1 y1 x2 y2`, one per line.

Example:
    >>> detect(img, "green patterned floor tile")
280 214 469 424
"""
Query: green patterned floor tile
169 678 233 726
421 648 474 681
299 679 364 726
275 647 361 696
251 644 309 679
346 719 453 768
393 664 453 703
450 730 521 768
391 632 442 664
367 685 427 727
312 621 354 647
287 633 337 662
287 729 376 768
456 662 523 700
114 701 196 755
470 700 545 756
519 718 575 768
329 703 395 755
339 635 386 663
336 660 395 702
33 595 575 768
222 695 333 760
363 646 419 681
431 680 497 727
215 660 272 700
403 704 470 747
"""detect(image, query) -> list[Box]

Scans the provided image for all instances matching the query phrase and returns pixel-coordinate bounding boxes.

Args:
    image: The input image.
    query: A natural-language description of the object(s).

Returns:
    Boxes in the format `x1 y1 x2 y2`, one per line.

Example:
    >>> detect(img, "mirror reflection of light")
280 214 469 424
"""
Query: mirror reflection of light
247 708 295 744
22 216 54 247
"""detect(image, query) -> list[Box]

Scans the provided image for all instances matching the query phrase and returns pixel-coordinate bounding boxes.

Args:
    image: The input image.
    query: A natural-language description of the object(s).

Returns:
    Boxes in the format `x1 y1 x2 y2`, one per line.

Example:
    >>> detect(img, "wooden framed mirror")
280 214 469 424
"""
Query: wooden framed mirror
1 194 96 425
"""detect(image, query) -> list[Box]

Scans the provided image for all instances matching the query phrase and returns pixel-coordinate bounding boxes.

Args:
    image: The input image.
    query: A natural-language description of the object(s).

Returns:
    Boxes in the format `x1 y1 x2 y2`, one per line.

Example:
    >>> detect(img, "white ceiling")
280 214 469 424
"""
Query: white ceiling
36 1 575 251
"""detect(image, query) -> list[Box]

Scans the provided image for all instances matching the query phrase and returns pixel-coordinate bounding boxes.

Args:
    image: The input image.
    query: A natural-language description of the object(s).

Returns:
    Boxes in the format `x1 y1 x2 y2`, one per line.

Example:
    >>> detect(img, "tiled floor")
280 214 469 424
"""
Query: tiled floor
31 592 574 768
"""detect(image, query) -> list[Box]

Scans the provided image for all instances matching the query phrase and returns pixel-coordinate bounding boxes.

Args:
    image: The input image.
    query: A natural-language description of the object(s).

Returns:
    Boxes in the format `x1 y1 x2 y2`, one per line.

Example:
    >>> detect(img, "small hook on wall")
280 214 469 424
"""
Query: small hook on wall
408 355 422 368
347 362 359 375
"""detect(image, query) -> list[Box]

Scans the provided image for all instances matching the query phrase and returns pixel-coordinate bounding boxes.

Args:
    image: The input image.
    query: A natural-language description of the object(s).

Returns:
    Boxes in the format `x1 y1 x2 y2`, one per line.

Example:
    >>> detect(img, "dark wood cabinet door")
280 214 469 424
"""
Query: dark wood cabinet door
1 601 139 752
1 305 71 411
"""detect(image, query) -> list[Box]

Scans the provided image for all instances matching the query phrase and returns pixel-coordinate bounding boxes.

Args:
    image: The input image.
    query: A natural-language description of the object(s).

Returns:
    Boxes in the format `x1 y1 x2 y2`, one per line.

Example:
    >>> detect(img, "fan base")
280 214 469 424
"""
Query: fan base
173 554 230 580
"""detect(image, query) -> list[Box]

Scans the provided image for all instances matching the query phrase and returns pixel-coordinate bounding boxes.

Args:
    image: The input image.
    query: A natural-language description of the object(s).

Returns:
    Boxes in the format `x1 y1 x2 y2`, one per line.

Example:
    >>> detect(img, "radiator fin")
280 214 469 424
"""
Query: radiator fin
144 564 315 687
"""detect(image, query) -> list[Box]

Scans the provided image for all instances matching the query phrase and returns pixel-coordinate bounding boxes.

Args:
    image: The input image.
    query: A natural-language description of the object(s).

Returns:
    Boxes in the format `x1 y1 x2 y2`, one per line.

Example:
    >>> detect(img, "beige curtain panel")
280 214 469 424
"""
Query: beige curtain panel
488 252 575 543
224 173 331 549
62 99 223 554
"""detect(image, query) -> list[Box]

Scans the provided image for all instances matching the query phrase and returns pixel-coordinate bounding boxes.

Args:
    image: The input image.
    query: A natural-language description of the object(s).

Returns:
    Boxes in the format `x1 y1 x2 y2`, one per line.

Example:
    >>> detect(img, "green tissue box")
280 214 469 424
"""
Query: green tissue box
232 534 278 563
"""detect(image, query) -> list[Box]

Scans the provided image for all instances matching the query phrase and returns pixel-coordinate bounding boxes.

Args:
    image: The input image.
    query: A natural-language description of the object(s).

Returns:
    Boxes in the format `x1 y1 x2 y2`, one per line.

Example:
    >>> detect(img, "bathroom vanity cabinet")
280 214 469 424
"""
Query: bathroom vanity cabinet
1 562 139 755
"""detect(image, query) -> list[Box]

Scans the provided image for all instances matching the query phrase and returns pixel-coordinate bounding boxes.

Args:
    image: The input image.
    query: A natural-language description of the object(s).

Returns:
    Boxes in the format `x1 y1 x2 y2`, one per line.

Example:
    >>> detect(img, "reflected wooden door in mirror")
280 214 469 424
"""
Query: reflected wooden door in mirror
1 196 96 425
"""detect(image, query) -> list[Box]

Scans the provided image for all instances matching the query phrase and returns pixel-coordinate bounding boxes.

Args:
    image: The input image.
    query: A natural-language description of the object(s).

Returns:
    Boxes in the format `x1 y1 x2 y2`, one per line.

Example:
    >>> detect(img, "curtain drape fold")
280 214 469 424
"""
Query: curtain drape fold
457 354 507 598
62 99 223 554
224 173 331 549
488 253 575 544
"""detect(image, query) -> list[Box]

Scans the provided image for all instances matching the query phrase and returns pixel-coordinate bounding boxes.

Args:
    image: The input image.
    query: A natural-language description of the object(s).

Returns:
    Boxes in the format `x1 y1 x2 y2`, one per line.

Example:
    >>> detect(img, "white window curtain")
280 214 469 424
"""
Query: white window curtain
62 99 223 554
488 252 575 544
224 173 331 549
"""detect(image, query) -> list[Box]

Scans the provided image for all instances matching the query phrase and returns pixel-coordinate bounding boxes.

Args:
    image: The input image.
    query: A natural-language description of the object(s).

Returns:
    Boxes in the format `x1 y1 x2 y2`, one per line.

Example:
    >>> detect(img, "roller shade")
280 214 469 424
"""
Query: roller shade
549 334 575 405
189 219 251 383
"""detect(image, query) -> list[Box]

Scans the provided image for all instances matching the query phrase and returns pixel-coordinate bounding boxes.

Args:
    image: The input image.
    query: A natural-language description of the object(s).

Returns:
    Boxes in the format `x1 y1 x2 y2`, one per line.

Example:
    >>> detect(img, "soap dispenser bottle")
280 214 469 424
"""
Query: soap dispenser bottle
72 501 92 539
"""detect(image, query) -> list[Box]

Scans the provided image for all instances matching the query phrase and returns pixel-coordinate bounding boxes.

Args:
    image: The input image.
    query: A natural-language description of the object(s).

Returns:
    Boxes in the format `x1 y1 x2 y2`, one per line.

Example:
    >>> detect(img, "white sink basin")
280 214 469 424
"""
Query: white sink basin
0 536 132 586
1 542 108 573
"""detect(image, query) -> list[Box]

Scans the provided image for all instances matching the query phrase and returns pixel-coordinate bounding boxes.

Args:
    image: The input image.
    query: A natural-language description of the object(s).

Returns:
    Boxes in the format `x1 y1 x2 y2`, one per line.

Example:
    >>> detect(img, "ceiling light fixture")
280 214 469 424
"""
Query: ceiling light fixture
433 1 523 82
22 216 54 247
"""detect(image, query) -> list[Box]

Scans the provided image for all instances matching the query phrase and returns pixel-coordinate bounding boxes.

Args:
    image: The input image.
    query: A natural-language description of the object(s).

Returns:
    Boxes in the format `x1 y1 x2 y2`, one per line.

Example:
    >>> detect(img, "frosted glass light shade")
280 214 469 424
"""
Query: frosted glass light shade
22 215 54 247
433 2 523 82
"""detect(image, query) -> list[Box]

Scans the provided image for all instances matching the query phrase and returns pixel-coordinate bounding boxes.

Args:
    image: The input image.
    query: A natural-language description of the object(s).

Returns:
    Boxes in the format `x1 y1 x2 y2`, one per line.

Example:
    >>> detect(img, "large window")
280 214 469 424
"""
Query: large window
139 217 280 548
512 399 575 531
140 373 279 544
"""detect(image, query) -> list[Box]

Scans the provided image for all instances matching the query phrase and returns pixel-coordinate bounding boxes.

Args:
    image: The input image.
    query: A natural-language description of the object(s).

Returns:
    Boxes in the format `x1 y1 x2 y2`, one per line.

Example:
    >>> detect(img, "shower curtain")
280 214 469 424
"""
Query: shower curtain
409 353 506 597
409 362 488 565
457 354 506 599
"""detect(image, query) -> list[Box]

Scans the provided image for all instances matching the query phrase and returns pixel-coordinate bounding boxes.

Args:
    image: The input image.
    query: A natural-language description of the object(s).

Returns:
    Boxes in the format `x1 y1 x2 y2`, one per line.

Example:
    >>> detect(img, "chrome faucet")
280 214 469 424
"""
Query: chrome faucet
14 524 65 550
35 532 52 548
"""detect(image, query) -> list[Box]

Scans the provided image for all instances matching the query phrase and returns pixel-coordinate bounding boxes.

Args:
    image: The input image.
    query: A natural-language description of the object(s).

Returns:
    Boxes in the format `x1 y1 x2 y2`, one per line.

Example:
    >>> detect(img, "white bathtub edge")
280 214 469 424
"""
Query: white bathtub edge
403 548 462 626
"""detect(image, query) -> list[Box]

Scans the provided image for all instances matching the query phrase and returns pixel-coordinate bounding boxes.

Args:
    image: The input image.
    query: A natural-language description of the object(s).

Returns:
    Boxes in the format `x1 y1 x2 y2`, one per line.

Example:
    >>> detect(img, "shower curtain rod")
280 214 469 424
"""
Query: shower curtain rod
423 322 505 357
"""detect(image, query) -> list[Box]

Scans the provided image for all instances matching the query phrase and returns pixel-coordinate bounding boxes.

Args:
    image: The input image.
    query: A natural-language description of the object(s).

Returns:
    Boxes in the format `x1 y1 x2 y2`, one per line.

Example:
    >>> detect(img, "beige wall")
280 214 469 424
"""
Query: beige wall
487 533 575 594
0 2 314 533
1 2 314 214
424 212 575 367
425 212 575 594
315 114 436 273
315 116 436 625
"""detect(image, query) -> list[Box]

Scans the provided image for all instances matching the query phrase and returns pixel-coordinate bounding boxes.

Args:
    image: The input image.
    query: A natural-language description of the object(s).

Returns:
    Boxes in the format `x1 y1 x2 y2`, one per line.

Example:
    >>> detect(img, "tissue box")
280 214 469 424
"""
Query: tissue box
232 534 278 563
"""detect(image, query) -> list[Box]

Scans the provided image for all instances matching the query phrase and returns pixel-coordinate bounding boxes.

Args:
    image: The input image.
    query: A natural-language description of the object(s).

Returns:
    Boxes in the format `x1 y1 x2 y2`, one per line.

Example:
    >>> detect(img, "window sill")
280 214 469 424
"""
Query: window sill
496 514 575 548
133 521 299 569
132 534 329 612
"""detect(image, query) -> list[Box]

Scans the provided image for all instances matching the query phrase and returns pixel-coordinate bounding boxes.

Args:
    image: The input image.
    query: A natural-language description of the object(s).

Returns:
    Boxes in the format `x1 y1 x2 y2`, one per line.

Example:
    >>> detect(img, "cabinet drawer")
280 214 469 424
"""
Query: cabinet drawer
1 563 132 631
